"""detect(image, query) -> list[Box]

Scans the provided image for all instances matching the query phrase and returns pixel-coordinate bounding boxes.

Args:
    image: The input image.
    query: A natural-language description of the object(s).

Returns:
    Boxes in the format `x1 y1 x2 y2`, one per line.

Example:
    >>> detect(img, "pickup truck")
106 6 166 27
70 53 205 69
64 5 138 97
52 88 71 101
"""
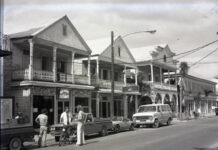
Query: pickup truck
50 113 113 141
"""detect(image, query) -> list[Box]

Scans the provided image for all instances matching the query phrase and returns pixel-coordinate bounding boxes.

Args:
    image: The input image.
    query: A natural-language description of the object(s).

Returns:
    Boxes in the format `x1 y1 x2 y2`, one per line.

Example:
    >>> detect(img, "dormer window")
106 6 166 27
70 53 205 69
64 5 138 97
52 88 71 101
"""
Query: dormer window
62 24 67 36
118 46 121 57
163 55 167 62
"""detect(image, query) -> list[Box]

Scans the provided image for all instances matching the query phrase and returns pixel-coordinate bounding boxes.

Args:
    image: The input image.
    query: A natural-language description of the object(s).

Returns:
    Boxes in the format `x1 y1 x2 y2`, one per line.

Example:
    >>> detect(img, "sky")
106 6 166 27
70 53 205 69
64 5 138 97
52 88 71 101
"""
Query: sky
3 0 218 81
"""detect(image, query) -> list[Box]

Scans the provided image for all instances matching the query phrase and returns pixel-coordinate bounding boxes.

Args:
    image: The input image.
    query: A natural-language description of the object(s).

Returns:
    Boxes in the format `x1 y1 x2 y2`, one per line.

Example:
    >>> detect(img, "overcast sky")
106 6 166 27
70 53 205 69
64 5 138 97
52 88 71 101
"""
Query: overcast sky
3 0 218 81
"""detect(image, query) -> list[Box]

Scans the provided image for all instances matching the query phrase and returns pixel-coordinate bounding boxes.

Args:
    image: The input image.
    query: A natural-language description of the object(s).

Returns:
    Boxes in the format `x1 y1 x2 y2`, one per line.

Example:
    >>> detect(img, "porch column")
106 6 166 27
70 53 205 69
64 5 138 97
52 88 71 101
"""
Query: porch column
71 52 75 83
168 70 170 90
124 65 127 86
124 95 128 118
135 68 138 85
96 58 99 83
53 47 57 82
135 95 138 112
160 67 162 85
150 64 154 82
29 40 34 80
96 92 100 118
88 55 91 85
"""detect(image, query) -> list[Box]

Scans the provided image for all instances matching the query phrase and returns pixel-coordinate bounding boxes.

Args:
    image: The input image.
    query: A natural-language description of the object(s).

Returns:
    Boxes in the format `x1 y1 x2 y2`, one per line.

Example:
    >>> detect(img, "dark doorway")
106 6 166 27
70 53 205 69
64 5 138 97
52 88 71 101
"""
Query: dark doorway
140 96 152 105
33 96 54 128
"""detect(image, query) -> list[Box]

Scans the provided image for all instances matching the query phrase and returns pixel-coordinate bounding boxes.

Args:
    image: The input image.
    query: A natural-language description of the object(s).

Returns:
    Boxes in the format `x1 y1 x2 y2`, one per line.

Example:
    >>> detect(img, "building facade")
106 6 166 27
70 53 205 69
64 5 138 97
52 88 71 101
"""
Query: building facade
180 75 217 118
4 16 94 127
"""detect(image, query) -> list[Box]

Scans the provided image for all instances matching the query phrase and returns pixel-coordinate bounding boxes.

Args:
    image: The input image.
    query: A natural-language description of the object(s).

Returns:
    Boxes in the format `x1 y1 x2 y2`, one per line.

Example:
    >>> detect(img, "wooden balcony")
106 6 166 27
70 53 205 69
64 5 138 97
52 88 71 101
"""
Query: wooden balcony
12 70 89 85
142 81 177 91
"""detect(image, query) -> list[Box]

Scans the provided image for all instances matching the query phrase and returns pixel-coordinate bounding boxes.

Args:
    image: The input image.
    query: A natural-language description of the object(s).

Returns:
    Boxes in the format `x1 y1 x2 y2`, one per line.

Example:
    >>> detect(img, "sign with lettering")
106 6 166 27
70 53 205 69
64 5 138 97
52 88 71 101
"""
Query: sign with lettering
123 86 139 92
59 89 70 99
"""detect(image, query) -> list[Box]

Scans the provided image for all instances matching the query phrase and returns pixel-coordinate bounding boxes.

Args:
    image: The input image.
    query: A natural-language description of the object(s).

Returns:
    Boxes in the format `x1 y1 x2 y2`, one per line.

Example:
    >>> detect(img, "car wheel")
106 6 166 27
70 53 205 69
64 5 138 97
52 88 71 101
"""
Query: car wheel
55 136 60 142
114 125 120 133
167 118 172 126
129 124 134 131
9 137 22 150
59 134 66 146
153 119 159 128
100 126 108 136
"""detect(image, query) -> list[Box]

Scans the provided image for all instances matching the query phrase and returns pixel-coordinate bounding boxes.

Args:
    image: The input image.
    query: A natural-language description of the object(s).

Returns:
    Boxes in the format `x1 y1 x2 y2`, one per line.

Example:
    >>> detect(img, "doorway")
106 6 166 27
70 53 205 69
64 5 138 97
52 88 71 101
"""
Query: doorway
33 96 54 128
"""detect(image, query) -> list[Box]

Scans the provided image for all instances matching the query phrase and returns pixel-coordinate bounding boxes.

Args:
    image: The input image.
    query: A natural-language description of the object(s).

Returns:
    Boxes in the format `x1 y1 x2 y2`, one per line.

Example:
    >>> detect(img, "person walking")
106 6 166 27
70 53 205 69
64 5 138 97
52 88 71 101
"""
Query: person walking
76 105 86 146
35 108 48 148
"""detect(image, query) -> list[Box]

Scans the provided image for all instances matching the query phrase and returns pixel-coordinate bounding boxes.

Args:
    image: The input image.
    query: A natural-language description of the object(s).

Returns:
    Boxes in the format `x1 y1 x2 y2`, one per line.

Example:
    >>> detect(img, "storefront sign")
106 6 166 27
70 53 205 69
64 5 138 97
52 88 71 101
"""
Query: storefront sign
123 86 139 92
59 89 70 99
23 89 30 97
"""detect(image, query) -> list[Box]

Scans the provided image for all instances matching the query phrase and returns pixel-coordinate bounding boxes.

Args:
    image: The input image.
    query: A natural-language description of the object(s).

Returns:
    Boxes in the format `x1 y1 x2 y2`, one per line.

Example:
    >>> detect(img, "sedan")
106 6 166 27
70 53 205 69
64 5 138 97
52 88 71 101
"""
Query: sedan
112 117 134 133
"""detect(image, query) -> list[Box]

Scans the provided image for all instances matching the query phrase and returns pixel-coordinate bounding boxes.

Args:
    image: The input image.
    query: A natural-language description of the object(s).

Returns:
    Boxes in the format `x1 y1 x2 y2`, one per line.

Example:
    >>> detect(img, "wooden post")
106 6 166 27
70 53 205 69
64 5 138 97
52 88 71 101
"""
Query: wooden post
71 52 75 83
29 40 34 80
88 55 91 85
53 47 57 82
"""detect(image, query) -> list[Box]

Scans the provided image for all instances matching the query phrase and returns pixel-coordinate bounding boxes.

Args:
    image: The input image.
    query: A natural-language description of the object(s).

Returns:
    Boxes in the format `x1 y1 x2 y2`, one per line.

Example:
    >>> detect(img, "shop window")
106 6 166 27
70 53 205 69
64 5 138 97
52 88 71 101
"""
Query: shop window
23 49 29 55
75 97 89 113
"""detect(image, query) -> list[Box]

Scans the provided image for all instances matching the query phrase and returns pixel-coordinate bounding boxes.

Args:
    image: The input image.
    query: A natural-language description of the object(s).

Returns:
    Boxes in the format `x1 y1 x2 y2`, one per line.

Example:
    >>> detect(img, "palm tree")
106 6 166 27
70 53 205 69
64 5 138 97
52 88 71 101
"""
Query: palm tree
178 62 189 119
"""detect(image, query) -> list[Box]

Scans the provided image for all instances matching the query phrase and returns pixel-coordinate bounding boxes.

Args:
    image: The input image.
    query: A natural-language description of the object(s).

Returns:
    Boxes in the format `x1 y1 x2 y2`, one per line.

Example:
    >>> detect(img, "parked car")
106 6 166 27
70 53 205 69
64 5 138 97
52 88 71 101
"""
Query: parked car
50 113 113 142
132 104 173 128
112 117 134 133
215 107 218 116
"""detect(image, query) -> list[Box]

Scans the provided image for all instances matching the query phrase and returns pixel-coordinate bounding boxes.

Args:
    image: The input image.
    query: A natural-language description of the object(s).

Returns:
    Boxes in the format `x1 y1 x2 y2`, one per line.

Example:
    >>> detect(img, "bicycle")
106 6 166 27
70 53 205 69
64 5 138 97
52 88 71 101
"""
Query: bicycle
59 126 76 146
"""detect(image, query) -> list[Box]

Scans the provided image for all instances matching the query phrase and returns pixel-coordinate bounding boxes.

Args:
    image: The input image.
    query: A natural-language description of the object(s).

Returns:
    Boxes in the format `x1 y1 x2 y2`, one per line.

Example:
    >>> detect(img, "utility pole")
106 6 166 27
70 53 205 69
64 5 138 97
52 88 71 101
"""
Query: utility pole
0 0 4 97
111 31 114 118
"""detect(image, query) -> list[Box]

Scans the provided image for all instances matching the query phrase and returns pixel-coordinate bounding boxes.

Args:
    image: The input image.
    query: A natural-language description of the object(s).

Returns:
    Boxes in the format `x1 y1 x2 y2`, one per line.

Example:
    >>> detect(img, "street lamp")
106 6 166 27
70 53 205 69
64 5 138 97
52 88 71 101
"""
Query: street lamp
110 30 156 118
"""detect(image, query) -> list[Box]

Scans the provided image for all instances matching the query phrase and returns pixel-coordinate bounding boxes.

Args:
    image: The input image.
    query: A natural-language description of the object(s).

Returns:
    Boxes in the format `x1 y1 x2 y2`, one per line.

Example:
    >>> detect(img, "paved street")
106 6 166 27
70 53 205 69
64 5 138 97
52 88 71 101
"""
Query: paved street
24 117 218 150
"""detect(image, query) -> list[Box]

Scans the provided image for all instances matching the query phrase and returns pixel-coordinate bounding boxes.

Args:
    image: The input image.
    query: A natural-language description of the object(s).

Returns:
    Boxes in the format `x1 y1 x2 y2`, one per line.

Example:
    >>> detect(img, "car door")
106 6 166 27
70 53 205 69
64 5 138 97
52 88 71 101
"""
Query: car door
84 114 95 135
158 106 164 123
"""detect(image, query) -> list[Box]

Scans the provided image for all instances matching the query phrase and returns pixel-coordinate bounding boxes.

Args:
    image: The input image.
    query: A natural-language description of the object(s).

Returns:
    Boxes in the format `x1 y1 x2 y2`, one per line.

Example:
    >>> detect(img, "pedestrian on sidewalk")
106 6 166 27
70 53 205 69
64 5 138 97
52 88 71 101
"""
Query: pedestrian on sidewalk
35 108 48 148
76 105 86 146
60 107 72 137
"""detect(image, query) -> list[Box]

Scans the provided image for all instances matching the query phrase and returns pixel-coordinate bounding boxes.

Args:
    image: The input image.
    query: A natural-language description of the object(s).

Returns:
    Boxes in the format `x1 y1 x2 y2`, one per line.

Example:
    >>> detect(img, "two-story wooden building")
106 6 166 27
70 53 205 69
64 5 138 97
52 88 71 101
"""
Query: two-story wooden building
3 16 94 127
130 44 179 116
84 36 140 119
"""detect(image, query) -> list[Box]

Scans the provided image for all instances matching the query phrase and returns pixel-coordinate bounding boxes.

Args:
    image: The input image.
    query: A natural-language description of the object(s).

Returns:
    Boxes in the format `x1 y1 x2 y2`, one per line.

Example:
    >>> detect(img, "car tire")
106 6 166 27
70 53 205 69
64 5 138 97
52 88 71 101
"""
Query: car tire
152 119 159 128
100 126 108 136
129 124 134 131
55 136 60 142
9 137 22 150
114 125 120 133
167 118 172 126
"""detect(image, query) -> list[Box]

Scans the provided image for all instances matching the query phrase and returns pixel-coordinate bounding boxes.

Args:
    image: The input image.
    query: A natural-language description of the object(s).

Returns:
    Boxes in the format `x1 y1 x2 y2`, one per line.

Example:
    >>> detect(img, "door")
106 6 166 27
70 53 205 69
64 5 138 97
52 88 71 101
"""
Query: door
33 96 54 128
57 101 69 123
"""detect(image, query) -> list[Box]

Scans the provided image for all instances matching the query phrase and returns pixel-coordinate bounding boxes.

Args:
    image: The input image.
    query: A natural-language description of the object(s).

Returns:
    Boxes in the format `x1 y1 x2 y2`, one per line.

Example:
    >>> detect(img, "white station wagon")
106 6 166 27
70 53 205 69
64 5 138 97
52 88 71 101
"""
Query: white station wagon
132 104 173 128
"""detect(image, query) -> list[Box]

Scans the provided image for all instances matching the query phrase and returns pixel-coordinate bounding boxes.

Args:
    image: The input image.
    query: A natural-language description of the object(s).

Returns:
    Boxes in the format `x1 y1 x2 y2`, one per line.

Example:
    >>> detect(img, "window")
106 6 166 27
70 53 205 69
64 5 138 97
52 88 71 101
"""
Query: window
57 61 65 73
103 69 108 80
62 24 67 36
118 47 121 57
114 72 119 81
163 55 167 62
23 49 29 55
42 57 48 70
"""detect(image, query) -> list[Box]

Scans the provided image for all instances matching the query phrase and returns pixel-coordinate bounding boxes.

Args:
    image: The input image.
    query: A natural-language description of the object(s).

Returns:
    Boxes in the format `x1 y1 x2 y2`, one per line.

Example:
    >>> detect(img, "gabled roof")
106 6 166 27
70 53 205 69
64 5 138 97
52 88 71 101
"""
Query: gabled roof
130 44 174 62
9 15 91 54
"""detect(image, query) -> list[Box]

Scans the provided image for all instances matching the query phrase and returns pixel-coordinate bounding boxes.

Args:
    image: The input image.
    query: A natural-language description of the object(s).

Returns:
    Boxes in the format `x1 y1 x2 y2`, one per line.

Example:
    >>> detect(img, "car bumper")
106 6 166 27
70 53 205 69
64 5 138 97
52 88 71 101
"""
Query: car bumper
134 120 154 125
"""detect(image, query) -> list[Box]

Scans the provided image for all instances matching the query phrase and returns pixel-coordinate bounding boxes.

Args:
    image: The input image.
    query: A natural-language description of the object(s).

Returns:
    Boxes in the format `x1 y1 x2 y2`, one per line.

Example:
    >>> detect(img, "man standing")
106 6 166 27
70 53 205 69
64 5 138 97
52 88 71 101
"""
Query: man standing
60 107 72 136
76 105 86 146
35 108 48 148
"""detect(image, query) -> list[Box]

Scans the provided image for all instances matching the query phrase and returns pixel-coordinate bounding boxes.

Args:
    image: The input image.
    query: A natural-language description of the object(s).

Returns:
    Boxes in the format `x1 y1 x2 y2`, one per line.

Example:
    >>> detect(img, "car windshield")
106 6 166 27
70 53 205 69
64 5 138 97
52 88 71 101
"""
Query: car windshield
138 106 157 112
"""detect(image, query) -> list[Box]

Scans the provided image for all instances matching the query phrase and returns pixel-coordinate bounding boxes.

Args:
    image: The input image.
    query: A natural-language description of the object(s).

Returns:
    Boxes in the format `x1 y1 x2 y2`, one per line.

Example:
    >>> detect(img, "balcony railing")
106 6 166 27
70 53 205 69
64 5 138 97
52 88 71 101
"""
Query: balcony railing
74 75 89 85
12 70 89 85
142 81 177 91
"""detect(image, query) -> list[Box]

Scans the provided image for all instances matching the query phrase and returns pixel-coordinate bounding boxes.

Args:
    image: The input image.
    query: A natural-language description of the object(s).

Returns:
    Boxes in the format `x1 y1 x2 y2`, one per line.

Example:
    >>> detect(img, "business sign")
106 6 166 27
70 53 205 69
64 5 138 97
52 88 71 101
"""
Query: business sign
59 89 70 99
123 86 139 92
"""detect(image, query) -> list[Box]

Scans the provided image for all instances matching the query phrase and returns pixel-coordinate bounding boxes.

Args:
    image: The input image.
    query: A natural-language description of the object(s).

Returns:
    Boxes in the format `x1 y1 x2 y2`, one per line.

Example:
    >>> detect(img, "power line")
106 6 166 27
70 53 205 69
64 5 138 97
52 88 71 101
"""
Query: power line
190 48 218 67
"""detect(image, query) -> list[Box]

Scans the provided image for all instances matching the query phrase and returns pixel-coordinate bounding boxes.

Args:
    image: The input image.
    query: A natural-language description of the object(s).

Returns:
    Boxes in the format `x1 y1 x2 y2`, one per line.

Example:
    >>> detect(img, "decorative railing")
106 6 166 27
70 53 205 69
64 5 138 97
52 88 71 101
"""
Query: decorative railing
74 75 89 85
33 70 53 81
142 81 177 91
58 73 72 83
12 69 29 80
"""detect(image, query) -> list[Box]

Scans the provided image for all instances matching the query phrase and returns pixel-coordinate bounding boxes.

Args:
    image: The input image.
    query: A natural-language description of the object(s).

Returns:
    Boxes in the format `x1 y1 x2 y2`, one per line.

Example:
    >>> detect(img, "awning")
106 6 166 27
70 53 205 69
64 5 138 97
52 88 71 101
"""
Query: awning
0 50 12 57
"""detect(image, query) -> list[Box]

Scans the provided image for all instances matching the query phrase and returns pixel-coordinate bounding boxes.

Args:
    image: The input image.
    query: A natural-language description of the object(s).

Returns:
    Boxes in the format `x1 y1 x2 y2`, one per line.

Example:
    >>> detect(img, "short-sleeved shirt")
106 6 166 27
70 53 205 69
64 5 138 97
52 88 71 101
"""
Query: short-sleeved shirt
36 114 48 126
77 111 86 123
60 112 72 125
